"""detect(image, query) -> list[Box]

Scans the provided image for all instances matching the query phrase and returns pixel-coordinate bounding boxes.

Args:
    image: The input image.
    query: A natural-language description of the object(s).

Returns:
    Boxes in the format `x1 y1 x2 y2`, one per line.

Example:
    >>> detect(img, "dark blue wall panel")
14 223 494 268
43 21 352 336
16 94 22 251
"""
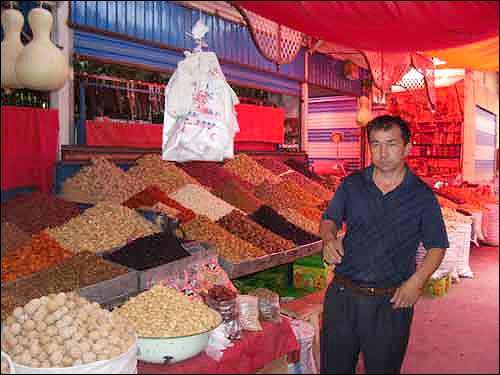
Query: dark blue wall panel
309 53 368 96
74 30 301 96
70 1 305 83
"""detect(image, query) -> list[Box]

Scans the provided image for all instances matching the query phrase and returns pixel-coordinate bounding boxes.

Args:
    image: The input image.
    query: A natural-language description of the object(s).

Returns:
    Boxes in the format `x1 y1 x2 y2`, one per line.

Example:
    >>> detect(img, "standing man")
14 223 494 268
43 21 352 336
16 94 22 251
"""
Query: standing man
320 115 448 374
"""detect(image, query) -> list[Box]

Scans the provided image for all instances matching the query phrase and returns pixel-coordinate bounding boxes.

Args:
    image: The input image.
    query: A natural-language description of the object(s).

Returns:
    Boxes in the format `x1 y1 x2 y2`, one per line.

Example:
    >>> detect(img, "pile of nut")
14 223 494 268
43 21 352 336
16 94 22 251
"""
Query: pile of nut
223 154 281 186
114 285 222 338
45 202 159 254
1 292 136 368
169 184 238 221
127 154 199 194
1 221 31 257
62 157 147 203
181 215 266 263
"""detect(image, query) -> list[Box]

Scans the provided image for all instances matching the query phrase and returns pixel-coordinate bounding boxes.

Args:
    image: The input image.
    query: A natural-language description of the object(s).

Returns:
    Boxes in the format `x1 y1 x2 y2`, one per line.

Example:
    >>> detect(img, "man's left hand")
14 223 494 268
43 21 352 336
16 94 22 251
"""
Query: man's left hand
390 277 424 309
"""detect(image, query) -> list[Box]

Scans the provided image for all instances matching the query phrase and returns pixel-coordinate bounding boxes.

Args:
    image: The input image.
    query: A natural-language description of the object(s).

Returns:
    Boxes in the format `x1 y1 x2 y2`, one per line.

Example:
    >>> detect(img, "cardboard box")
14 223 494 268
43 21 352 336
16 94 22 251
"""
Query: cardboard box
293 264 332 290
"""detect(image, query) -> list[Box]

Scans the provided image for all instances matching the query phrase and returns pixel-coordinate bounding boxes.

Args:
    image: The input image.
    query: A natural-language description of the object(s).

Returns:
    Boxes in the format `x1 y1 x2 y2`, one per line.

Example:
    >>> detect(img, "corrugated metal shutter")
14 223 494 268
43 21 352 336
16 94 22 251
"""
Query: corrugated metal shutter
307 96 361 174
474 106 497 182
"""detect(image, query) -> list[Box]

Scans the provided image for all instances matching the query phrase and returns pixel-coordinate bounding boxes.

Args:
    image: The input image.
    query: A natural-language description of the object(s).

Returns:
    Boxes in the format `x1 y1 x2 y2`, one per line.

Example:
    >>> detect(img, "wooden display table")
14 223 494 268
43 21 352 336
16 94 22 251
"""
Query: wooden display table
137 319 299 374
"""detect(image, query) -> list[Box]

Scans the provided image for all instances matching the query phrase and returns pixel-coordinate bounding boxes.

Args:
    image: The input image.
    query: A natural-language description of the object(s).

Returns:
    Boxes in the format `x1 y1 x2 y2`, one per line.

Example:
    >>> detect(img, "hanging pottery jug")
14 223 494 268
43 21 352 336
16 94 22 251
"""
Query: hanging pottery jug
355 95 373 127
15 7 69 91
1 8 25 89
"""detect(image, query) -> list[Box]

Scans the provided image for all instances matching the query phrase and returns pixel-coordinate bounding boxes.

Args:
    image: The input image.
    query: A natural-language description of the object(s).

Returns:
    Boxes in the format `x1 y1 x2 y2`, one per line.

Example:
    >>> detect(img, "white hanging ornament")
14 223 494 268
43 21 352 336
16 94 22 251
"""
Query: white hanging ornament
355 95 373 127
1 7 25 89
15 6 69 91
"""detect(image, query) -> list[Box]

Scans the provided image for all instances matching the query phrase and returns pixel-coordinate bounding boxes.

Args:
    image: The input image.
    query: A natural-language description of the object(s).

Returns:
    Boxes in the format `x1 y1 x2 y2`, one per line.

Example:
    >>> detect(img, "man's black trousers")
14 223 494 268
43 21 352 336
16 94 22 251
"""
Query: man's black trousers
320 282 414 374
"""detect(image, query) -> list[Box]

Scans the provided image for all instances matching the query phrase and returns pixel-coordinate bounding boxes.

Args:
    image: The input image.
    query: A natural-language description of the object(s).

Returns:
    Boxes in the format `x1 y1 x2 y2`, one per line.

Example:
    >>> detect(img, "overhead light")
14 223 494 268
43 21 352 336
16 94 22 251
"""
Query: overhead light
433 57 447 66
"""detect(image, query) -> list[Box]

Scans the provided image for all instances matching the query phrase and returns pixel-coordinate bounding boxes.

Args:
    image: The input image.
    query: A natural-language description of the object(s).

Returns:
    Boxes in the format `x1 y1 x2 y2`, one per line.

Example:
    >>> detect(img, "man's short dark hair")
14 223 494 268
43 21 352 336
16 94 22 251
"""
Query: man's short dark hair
366 115 411 145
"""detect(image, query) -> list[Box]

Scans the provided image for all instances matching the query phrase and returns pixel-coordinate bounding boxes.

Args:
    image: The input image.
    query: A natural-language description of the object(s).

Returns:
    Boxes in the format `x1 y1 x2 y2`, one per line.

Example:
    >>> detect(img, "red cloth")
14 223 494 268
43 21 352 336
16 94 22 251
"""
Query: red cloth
235 104 285 144
1 106 59 193
233 1 499 52
86 120 163 148
235 142 277 152
137 319 299 374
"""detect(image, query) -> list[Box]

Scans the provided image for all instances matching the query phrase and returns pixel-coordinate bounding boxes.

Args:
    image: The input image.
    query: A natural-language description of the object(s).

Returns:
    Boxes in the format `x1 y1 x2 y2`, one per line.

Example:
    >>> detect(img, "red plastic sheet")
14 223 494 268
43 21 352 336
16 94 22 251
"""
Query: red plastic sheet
233 1 499 52
86 120 163 148
1 106 59 193
235 104 285 144
137 318 299 374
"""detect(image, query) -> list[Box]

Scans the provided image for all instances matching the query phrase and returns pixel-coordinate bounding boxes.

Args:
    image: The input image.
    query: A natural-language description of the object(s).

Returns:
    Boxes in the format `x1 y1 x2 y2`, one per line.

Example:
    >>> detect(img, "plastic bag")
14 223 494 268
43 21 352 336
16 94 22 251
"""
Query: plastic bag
248 288 281 323
236 295 262 331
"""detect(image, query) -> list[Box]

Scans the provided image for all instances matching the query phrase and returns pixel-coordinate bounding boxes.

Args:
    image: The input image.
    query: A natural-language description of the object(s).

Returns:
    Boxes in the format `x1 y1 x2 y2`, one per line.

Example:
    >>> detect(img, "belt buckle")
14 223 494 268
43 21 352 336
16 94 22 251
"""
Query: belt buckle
367 287 375 296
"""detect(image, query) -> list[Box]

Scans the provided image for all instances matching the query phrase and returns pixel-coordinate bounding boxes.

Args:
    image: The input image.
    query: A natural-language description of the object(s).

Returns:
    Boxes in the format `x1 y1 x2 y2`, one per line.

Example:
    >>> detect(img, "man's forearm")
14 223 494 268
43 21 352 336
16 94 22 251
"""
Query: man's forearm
320 219 337 241
411 248 446 288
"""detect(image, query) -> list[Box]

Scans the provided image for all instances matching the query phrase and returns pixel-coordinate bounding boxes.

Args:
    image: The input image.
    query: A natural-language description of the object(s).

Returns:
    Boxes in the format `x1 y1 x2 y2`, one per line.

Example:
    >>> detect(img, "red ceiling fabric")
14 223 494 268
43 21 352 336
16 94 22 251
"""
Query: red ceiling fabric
232 1 499 52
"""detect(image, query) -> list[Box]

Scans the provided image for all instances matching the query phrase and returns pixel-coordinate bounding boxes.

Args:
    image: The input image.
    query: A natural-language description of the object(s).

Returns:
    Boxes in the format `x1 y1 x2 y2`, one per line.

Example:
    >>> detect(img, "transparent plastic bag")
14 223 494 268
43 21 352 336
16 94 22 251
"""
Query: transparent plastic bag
236 295 262 331
248 288 281 323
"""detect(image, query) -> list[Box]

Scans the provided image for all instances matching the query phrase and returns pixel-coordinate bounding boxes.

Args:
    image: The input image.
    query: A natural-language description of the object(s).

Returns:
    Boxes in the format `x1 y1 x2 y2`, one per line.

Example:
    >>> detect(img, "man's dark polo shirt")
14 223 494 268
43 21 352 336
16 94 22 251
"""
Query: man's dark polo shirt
322 165 449 288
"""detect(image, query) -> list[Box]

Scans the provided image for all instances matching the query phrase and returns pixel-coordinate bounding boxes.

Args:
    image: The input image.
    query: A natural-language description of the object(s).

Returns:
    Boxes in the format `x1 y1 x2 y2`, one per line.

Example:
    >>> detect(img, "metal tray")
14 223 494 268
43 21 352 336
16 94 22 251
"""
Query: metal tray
78 269 140 305
137 242 218 291
218 240 323 279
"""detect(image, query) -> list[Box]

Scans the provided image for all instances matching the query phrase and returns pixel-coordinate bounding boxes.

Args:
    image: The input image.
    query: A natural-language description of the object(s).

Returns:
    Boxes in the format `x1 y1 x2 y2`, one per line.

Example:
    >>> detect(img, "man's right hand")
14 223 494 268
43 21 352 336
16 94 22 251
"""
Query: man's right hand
323 238 344 265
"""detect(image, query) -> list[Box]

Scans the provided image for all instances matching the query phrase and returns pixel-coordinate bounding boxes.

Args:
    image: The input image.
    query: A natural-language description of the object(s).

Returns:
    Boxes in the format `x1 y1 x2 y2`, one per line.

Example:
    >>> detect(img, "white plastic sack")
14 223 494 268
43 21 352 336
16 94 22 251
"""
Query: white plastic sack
418 242 458 281
13 341 137 374
2 351 16 374
470 210 485 243
289 318 317 374
455 223 474 278
163 51 239 162
483 204 499 246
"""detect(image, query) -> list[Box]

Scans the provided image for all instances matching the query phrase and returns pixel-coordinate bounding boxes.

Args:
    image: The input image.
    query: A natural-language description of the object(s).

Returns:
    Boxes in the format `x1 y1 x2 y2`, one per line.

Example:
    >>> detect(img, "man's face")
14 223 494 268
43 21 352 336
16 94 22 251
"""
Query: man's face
369 126 411 172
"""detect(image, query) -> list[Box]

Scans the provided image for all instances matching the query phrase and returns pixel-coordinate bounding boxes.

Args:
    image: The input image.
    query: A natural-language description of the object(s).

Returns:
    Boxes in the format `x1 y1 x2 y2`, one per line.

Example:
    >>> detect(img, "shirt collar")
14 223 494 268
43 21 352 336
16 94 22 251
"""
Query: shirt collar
363 164 416 195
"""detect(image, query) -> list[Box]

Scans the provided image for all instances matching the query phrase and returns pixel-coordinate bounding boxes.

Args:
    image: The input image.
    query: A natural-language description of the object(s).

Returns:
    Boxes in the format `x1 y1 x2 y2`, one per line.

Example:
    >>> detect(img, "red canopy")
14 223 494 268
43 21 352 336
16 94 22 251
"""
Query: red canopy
232 1 499 52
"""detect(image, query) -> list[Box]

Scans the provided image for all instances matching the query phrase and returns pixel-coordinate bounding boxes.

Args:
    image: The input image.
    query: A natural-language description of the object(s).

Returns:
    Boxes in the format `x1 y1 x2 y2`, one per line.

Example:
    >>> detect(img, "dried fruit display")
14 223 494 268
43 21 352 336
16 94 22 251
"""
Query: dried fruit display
254 181 299 210
122 186 196 223
1 292 136 368
179 161 254 191
279 208 320 235
45 202 159 254
254 180 323 210
169 184 238 221
212 179 264 214
62 157 147 203
127 154 199 194
283 171 334 201
277 180 325 207
103 232 191 271
294 207 324 223
223 154 281 186
0 192 82 234
115 285 221 338
216 210 295 255
1 252 129 320
1 221 31 257
181 215 266 263
255 158 292 176
250 206 321 246
1 233 73 282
